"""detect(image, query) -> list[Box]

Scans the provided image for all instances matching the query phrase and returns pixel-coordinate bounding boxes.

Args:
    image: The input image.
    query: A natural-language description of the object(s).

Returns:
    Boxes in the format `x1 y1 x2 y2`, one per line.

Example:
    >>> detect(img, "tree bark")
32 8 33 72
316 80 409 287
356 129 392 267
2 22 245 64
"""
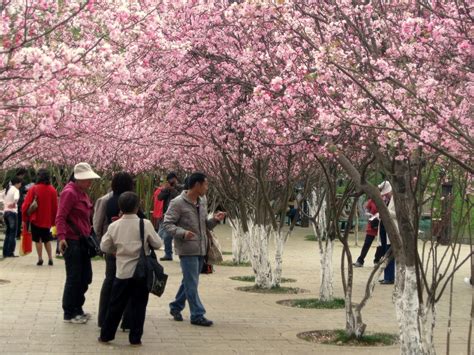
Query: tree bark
229 218 249 263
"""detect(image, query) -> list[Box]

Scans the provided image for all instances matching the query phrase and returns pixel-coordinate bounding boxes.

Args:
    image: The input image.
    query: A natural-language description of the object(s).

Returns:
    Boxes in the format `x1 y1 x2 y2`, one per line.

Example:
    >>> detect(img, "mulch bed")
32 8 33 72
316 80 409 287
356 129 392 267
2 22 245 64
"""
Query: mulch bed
297 329 398 346
236 285 309 294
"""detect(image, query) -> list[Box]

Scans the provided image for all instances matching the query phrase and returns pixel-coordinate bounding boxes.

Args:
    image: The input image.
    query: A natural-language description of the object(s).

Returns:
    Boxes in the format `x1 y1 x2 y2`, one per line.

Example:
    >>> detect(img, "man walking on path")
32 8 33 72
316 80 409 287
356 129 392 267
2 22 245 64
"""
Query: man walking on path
157 172 183 261
163 172 225 326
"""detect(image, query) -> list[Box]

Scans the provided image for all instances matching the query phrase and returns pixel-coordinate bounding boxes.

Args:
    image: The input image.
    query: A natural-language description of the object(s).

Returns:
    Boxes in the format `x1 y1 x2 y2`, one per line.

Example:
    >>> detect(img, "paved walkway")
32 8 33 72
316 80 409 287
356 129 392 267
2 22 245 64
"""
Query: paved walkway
0 225 472 354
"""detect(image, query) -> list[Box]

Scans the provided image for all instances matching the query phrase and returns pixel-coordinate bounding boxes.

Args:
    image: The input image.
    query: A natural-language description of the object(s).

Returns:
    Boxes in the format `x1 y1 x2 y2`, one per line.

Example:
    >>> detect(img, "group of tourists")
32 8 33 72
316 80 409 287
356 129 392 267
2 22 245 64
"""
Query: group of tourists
2 163 225 346
2 168 57 265
65 164 225 345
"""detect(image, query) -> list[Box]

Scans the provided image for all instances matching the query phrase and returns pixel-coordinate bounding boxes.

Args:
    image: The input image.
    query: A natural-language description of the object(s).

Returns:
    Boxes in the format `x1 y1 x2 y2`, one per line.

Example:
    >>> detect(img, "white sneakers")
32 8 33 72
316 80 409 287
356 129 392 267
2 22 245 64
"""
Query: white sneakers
64 313 91 324
464 277 472 286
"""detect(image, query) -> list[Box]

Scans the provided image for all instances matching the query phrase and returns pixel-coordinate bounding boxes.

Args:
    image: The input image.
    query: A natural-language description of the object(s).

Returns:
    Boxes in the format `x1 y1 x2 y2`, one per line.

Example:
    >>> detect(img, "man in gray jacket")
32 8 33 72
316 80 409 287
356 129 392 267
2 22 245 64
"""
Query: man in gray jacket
163 172 225 326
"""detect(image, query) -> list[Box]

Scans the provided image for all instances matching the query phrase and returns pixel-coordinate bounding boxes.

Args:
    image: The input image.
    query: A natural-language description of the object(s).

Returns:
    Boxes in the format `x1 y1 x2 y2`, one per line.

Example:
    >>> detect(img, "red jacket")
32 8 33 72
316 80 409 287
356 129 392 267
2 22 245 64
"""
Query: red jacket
152 187 164 219
22 183 58 229
56 182 93 241
365 199 378 236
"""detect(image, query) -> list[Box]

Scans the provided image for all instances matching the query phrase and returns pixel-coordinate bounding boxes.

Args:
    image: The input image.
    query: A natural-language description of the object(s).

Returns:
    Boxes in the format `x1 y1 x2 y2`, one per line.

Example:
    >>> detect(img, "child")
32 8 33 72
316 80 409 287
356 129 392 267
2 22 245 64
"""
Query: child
98 191 162 346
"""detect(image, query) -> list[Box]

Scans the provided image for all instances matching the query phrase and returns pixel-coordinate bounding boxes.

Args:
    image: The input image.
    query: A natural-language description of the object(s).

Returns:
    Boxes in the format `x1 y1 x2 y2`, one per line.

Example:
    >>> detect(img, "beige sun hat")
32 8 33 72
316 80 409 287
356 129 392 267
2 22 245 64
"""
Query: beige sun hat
73 162 100 180
378 181 392 195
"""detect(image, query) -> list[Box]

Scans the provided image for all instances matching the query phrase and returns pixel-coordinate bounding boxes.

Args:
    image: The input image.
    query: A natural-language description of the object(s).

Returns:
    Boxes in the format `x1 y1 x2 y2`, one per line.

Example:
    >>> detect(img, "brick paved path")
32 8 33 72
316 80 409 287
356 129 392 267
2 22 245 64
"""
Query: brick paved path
0 225 471 354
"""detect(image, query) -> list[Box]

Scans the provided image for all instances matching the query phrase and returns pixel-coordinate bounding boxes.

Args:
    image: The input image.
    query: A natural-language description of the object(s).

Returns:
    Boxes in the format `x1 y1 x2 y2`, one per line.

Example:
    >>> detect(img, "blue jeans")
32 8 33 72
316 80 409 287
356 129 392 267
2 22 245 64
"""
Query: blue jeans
3 212 17 257
158 223 173 258
378 223 395 282
170 256 206 321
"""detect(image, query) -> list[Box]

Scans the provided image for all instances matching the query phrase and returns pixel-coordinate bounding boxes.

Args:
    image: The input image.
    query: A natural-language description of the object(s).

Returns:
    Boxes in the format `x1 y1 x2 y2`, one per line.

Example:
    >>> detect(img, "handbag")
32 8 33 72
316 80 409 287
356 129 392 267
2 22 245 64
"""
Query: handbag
133 219 168 297
67 219 101 258
26 187 38 216
205 229 223 264
369 218 379 229
201 261 214 274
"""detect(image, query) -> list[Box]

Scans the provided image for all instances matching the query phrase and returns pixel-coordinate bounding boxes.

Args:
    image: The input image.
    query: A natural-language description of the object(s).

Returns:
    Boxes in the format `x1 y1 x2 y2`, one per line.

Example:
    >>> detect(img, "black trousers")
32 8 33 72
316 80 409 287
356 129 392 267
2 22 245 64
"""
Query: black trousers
100 277 149 345
98 253 133 328
356 234 376 265
62 239 92 319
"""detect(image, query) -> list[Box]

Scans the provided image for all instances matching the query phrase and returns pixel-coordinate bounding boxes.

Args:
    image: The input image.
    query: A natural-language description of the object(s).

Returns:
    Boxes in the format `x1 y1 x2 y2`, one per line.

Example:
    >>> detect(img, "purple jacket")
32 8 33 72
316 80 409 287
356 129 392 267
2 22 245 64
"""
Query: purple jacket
56 182 93 241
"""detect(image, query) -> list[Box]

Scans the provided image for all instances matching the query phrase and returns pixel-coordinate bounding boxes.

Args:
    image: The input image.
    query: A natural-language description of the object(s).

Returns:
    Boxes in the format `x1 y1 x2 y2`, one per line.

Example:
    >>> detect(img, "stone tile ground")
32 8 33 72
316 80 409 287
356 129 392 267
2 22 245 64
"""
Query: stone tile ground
0 224 472 354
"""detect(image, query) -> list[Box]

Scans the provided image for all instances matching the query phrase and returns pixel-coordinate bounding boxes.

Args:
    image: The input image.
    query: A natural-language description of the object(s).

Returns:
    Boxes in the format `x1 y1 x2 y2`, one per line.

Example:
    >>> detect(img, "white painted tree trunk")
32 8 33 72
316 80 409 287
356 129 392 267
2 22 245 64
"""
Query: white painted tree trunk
272 228 290 287
394 266 436 355
229 218 249 263
319 238 334 301
247 221 273 288
308 190 334 301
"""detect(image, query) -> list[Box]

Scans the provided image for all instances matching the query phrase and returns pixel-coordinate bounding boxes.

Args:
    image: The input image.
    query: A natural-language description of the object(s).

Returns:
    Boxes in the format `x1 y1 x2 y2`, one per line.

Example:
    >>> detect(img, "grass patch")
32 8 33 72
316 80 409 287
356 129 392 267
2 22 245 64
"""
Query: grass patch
298 329 398 346
222 251 233 256
236 285 308 294
278 298 345 309
56 255 104 261
304 234 317 241
230 275 296 283
217 260 251 267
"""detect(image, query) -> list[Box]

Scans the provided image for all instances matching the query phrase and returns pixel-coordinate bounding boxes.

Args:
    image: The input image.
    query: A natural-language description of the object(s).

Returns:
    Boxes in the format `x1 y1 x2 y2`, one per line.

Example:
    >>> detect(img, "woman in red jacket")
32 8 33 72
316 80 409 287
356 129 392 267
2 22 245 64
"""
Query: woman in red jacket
22 169 58 266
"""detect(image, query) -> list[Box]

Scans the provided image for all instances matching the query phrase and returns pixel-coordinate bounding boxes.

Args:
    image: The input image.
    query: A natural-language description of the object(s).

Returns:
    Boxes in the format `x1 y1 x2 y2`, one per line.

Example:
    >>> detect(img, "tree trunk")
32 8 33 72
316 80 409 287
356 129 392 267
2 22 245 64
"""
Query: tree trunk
247 222 273 289
394 265 436 355
319 238 334 301
229 218 249 263
273 228 290 287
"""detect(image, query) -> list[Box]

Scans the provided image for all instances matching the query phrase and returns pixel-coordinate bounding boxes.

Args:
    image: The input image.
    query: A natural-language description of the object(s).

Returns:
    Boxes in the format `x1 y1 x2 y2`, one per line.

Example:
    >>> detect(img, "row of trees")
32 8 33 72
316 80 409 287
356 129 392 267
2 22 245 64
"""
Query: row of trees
1 1 472 354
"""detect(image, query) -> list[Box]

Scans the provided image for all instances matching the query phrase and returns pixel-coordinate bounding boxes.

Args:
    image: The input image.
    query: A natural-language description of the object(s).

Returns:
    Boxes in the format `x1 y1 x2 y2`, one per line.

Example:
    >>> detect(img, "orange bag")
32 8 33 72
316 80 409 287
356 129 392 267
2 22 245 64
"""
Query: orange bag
19 222 32 256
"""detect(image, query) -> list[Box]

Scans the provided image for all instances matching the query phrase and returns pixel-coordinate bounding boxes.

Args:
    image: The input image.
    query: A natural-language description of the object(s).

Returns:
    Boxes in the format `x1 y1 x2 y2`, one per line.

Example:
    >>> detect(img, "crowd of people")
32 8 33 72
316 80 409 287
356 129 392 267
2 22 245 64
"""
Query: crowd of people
1 164 471 346
1 163 225 346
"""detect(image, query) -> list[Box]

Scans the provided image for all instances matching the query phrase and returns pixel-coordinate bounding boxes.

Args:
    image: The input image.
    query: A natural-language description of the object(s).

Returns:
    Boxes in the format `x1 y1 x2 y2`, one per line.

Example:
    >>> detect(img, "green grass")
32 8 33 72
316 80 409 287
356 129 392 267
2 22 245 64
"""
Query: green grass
222 251 233 255
298 329 398 346
236 285 307 294
328 330 398 346
304 234 317 241
278 298 345 309
217 260 252 267
230 275 296 283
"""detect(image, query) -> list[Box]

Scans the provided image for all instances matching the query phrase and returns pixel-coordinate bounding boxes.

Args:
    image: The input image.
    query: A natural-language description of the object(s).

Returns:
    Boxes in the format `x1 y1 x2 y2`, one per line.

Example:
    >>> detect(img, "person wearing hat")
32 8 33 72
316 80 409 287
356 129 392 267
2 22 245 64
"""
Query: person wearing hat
56 162 100 324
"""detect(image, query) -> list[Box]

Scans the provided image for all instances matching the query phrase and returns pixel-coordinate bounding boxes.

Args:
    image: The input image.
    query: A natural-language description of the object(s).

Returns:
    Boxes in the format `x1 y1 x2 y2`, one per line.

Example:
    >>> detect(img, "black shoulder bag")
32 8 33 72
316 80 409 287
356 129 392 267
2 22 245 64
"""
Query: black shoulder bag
133 219 168 297
67 219 101 258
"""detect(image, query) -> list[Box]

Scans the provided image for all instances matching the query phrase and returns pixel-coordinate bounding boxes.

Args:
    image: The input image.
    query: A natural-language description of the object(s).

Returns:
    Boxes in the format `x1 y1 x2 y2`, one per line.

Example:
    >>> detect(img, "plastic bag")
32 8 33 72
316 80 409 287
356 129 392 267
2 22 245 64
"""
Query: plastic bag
20 222 32 256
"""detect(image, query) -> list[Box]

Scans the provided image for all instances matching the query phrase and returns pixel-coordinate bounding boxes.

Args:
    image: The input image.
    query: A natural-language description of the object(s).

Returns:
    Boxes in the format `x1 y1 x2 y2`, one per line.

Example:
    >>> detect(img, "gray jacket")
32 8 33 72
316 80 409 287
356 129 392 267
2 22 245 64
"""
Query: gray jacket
163 191 218 256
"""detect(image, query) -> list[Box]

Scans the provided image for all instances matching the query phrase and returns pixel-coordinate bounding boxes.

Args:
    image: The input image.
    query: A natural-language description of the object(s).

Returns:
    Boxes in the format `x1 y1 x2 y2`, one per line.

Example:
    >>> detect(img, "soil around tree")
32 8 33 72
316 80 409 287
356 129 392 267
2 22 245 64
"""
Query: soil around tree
230 275 296 283
277 298 345 309
236 285 309 294
297 329 398 346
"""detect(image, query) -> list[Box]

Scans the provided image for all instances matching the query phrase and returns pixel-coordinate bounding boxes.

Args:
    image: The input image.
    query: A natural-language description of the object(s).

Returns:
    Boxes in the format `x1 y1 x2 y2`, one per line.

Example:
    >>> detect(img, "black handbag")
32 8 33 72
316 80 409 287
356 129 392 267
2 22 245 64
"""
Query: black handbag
201 260 214 274
133 219 168 297
67 219 101 258
369 218 379 229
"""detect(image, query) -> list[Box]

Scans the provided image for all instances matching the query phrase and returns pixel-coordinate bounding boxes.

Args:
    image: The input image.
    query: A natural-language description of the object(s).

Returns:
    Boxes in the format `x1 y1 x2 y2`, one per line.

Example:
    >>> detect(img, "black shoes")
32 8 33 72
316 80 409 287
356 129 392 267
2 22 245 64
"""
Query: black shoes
37 259 43 266
170 310 183 322
379 280 394 285
160 256 173 261
191 317 213 327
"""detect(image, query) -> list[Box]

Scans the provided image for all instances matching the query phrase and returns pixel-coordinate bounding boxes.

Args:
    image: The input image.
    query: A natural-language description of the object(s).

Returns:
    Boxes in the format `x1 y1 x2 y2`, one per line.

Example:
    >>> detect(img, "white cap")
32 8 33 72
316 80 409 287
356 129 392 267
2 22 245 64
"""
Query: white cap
74 162 100 180
378 181 392 195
